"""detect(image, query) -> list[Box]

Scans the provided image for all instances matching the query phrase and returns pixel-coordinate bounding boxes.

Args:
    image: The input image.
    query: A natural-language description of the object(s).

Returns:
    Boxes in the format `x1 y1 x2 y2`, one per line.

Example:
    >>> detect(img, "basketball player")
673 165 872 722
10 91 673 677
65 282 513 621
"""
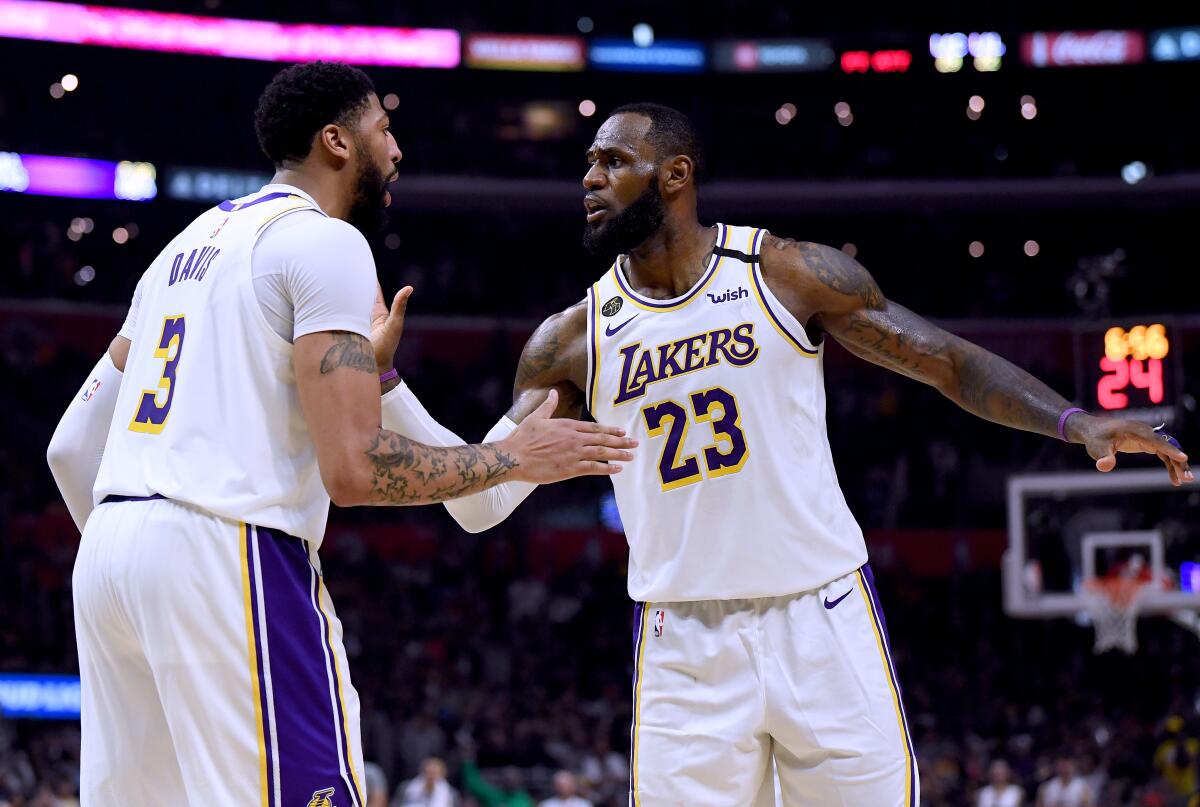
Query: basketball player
368 104 1192 805
44 63 634 806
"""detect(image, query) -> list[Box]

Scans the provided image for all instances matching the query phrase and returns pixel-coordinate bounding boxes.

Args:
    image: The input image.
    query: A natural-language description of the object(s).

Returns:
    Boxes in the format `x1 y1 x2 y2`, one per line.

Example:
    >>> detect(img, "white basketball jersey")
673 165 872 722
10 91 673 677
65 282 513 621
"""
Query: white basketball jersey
95 190 336 544
587 224 867 602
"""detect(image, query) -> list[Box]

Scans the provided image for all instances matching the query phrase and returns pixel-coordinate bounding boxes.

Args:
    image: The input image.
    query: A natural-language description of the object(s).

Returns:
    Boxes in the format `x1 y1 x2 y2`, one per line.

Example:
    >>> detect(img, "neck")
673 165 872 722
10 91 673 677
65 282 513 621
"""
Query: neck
270 166 350 220
624 214 716 298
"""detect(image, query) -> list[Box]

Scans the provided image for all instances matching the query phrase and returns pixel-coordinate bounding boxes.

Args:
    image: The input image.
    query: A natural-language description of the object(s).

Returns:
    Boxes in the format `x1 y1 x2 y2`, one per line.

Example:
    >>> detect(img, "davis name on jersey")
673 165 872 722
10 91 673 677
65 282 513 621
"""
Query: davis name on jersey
587 223 868 603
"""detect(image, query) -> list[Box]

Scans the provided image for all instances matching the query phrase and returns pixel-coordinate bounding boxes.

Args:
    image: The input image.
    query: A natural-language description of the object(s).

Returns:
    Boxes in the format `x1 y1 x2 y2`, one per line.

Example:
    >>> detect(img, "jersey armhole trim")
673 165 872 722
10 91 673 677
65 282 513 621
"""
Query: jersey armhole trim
586 284 600 413
747 228 820 358
246 205 325 350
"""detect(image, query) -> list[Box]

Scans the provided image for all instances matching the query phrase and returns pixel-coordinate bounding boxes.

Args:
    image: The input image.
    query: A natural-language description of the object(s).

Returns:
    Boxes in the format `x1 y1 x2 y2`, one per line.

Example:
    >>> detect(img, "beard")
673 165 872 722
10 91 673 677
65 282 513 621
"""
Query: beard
582 180 665 258
346 143 390 239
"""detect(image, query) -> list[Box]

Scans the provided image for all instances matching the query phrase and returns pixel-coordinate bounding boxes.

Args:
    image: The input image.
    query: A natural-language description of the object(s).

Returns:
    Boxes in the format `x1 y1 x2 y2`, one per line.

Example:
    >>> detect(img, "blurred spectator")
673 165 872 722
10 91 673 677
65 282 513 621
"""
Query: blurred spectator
394 757 457 807
365 760 388 807
1037 756 1094 807
538 771 591 807
578 734 627 804
1152 716 1199 799
461 762 533 807
978 759 1024 807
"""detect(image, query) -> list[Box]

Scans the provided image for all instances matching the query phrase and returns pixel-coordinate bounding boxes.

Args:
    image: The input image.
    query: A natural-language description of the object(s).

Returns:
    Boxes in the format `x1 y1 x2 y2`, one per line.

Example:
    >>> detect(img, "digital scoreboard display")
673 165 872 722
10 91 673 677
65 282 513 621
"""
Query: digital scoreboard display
1076 322 1182 417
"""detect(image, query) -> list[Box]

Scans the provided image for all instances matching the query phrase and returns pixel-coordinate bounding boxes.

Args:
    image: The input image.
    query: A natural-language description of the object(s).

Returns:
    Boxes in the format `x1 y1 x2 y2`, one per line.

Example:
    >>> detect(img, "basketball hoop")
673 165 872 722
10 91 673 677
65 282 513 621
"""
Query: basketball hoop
1082 576 1150 654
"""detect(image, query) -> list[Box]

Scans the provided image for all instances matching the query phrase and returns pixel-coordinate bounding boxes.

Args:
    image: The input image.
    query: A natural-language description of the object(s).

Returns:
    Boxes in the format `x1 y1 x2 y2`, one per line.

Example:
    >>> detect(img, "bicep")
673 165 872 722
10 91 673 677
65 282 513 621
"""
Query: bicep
506 306 588 423
819 301 959 390
107 335 131 372
294 330 381 491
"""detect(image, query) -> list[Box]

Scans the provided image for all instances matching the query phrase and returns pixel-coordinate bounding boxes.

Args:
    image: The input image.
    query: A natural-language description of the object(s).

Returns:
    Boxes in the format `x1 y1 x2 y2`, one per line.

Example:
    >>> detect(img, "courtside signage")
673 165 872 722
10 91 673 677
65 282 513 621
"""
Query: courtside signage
167 168 272 203
0 674 81 720
1020 30 1145 67
465 34 585 71
0 152 156 200
589 39 706 72
712 39 834 72
0 0 461 67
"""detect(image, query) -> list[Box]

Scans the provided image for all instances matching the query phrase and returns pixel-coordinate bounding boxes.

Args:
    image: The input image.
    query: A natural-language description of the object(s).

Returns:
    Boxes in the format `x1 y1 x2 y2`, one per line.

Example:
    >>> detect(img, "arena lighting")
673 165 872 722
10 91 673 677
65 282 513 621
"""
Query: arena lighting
1150 27 1200 62
929 32 1005 73
0 0 461 67
1020 30 1145 68
0 152 156 200
0 674 81 720
840 49 911 73
632 23 654 48
60 72 79 90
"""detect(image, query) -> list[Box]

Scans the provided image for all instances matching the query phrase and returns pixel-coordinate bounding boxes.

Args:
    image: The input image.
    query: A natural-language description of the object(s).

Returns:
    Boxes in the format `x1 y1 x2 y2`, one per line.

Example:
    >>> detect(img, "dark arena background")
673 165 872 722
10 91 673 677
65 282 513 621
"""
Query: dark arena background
2 1 1199 805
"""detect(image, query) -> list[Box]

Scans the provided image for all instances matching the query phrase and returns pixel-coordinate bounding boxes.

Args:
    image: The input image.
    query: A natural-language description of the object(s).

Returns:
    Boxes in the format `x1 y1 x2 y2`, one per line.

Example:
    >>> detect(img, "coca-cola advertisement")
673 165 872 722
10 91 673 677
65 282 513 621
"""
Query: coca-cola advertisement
1021 30 1146 67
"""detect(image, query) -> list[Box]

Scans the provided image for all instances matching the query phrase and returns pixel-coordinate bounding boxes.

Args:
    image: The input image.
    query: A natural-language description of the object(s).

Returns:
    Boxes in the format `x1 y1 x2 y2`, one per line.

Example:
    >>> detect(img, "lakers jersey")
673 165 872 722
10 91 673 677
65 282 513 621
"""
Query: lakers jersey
94 190 340 544
587 224 867 602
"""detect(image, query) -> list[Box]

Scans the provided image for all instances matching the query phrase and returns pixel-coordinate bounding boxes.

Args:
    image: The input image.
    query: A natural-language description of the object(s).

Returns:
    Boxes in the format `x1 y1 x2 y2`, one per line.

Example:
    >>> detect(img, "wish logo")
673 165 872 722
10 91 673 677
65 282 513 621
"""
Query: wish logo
707 287 749 305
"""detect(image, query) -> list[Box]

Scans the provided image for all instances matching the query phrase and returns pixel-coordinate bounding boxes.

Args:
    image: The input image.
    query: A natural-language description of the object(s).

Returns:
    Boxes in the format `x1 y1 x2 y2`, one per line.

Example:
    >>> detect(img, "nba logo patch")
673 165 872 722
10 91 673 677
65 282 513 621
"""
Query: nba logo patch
653 609 665 637
81 378 101 402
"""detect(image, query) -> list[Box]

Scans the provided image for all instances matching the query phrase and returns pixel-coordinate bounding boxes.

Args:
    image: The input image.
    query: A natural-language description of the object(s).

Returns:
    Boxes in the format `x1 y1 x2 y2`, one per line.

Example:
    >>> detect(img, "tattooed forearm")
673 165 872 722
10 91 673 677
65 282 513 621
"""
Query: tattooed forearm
319 332 378 375
949 342 1071 437
363 429 519 505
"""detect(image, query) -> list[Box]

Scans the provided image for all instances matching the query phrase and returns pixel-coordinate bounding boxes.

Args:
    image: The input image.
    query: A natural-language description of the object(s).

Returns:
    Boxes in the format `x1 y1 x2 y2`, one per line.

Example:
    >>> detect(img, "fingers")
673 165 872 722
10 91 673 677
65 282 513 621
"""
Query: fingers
580 445 635 462
391 286 413 319
1095 452 1116 473
573 460 623 476
581 432 638 450
529 389 559 419
1162 455 1180 486
581 421 628 437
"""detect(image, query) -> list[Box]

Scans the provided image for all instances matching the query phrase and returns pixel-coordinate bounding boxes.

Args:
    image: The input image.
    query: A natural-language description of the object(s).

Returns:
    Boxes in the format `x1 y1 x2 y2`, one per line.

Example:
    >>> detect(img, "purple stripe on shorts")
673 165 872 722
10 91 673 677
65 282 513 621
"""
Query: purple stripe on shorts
859 564 917 807
629 601 646 804
246 528 276 807
255 526 360 807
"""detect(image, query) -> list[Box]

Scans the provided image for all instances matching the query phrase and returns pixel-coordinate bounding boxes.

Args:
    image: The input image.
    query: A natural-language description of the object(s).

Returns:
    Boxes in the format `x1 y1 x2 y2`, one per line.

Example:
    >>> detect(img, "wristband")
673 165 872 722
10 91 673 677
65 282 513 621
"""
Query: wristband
379 368 399 384
1057 407 1086 442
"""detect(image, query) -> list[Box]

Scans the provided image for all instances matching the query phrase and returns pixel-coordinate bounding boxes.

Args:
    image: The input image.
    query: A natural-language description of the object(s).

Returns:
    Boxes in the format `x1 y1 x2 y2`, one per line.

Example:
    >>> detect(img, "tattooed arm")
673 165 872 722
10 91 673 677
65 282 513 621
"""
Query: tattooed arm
758 236 1192 484
506 300 591 423
294 329 634 507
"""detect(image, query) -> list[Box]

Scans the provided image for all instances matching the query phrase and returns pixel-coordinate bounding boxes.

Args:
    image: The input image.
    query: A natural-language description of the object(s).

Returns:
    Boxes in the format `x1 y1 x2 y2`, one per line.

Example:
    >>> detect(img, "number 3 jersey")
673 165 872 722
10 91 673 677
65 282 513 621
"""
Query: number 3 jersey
587 224 867 602
94 189 368 545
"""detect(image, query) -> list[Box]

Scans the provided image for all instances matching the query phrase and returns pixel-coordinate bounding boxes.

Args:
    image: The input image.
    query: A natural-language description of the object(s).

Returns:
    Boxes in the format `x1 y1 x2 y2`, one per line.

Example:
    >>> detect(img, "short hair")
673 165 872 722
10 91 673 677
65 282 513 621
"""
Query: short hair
254 62 376 167
610 102 705 181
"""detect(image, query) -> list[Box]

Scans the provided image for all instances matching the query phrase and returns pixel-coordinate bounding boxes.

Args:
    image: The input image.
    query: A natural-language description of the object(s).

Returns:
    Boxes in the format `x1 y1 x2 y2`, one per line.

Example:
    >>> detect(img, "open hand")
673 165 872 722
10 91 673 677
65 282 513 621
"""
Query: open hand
371 284 412 375
500 390 637 483
1077 415 1193 486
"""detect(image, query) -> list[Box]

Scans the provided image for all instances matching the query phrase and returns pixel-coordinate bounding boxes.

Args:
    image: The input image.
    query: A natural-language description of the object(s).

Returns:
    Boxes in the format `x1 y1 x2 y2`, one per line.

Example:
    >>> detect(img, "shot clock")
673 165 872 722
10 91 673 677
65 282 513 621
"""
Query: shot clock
1075 321 1183 422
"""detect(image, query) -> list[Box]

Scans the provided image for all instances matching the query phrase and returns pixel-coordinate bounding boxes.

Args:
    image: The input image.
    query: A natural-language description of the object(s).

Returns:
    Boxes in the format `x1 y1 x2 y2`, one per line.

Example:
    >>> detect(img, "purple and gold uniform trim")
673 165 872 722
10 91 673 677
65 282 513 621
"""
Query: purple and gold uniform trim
586 284 601 413
628 602 651 806
612 223 728 312
745 228 820 358
241 523 365 807
854 565 918 807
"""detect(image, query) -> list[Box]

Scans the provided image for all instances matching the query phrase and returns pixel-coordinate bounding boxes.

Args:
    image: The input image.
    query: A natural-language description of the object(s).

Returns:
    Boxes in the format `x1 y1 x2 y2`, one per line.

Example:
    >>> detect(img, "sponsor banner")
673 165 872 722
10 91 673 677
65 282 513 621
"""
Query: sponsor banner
589 39 706 73
1150 27 1200 62
712 38 834 72
1020 30 1145 67
166 168 272 203
0 152 156 201
0 0 460 67
0 674 81 720
465 33 586 71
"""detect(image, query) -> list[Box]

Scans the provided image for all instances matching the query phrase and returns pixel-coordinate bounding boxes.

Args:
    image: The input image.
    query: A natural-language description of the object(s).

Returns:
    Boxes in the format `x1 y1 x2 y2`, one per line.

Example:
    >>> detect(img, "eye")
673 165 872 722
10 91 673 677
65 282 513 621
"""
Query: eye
607 157 623 168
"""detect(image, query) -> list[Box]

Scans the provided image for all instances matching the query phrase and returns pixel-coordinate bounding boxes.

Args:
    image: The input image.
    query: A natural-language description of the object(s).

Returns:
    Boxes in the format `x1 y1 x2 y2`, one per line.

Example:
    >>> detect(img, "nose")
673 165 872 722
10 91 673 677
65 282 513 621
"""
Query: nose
582 162 605 190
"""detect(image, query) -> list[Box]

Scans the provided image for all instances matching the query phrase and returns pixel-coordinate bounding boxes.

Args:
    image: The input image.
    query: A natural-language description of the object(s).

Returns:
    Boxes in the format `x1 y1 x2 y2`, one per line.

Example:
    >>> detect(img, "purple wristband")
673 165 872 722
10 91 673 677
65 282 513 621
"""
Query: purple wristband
1057 407 1086 441
379 368 399 384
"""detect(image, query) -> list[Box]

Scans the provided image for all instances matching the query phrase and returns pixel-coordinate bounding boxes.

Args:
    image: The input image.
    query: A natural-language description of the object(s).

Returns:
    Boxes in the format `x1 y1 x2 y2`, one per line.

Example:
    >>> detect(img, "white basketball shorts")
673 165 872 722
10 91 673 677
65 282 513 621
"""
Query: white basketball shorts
73 496 365 806
628 564 918 807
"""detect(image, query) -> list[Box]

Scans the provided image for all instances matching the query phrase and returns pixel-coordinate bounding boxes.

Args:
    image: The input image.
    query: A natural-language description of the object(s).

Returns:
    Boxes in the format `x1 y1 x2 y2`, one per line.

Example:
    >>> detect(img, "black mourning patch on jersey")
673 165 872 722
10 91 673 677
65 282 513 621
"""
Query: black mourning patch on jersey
602 296 624 317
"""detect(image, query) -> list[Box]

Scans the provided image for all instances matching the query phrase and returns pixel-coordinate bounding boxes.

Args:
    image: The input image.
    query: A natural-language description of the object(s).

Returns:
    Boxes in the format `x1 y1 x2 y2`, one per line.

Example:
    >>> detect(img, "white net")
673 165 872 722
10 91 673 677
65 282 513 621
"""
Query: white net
1083 578 1148 654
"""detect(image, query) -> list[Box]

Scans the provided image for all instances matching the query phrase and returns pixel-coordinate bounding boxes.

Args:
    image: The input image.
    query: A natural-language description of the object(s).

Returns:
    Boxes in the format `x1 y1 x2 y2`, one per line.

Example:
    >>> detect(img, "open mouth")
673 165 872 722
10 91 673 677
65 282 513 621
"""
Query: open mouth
584 197 607 223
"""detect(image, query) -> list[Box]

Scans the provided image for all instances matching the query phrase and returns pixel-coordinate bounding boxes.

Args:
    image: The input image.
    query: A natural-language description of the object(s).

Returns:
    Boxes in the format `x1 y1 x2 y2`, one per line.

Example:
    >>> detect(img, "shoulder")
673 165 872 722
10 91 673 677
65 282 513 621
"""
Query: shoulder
759 233 884 316
521 298 588 362
515 298 589 392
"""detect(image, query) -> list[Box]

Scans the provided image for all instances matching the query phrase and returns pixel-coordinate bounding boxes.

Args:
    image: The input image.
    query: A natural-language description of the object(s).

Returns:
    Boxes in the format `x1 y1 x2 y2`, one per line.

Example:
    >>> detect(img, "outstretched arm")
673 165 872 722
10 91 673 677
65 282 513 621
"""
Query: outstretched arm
758 236 1192 485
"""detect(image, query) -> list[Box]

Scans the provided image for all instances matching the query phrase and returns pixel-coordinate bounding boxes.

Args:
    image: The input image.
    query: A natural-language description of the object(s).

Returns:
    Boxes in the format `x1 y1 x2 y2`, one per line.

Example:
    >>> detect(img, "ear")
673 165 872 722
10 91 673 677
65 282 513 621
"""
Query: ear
661 154 695 197
315 123 353 164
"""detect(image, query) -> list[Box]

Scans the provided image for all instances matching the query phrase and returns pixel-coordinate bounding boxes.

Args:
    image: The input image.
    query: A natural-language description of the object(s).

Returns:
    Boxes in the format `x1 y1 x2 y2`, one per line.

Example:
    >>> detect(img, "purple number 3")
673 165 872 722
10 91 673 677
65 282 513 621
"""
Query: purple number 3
129 315 186 434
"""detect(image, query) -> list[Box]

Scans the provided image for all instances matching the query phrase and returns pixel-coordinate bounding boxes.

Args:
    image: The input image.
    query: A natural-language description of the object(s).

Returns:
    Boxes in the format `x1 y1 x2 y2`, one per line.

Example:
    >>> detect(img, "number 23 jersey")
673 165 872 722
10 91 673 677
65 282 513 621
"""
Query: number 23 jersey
587 224 867 602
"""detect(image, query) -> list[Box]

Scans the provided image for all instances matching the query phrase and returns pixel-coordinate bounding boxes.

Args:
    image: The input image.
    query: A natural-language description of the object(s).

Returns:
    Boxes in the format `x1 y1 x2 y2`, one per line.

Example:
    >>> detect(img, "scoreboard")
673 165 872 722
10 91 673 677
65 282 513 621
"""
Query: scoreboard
1075 321 1183 422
